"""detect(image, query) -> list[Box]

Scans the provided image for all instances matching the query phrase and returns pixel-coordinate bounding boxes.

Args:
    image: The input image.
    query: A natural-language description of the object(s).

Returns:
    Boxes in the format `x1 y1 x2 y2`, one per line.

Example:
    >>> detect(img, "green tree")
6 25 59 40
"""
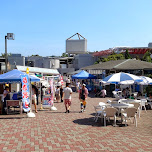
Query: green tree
61 53 68 57
102 58 109 62
1 53 12 57
124 49 131 59
115 54 125 60
101 54 124 62
143 51 151 62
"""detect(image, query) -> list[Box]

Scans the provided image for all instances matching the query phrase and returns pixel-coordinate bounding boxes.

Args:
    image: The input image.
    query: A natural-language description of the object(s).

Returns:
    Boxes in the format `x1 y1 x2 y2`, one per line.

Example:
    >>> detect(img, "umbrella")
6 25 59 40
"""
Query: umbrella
102 72 143 84
137 76 152 85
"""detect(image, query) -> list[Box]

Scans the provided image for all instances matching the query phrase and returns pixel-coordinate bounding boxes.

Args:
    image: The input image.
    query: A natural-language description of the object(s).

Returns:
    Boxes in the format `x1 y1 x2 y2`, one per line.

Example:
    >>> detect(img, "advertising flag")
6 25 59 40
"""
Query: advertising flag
60 76 64 85
48 78 54 106
21 75 30 112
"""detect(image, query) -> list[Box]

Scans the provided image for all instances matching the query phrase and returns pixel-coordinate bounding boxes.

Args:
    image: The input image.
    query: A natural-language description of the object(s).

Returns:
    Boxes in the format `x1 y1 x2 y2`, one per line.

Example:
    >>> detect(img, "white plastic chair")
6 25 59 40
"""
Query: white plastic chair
112 91 121 100
107 99 112 103
130 102 141 118
101 107 118 126
140 99 147 112
122 107 137 127
99 102 107 107
94 106 103 122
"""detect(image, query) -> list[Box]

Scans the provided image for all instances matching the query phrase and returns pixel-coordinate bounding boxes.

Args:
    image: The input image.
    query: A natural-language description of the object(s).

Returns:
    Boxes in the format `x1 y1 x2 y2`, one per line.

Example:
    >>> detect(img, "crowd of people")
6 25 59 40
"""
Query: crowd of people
2 78 152 115
54 80 88 113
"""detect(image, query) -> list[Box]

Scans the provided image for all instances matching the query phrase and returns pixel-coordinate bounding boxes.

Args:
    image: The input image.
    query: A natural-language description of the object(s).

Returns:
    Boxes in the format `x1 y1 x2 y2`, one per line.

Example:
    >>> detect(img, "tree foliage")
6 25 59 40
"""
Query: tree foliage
61 53 68 57
143 51 151 62
1 53 12 57
124 49 131 59
101 53 124 62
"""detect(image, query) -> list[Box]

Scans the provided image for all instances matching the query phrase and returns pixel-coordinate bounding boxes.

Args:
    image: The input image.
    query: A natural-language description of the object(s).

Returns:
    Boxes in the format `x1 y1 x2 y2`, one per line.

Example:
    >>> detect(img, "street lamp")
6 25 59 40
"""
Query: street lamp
5 33 15 72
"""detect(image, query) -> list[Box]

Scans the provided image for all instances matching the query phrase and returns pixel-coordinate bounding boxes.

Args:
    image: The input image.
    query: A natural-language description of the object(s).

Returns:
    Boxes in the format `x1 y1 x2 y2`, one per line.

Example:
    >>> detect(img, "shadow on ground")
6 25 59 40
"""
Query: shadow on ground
73 115 126 127
0 117 24 119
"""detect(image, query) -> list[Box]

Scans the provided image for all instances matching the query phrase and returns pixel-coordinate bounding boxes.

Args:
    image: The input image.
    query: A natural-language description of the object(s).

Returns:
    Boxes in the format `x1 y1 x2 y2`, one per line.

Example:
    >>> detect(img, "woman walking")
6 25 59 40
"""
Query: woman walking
79 84 88 113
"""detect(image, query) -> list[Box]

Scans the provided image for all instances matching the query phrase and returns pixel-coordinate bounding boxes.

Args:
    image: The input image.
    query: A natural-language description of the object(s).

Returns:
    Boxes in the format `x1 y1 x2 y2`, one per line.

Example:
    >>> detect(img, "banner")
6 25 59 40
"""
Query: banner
60 76 64 85
21 75 30 112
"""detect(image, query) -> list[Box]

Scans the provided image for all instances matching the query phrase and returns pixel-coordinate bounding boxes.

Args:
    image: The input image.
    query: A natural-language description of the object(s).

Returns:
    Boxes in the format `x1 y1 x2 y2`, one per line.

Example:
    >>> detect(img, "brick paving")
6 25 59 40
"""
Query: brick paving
0 92 152 152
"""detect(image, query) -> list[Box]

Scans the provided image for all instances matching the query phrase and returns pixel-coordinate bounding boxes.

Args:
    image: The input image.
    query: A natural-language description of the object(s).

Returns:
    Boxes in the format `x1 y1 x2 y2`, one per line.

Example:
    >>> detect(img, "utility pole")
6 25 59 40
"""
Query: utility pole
5 36 8 72
5 33 15 72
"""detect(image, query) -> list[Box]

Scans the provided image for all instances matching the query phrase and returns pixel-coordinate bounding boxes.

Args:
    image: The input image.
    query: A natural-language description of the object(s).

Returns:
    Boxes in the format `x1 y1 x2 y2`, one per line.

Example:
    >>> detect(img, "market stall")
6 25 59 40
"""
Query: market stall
0 69 40 115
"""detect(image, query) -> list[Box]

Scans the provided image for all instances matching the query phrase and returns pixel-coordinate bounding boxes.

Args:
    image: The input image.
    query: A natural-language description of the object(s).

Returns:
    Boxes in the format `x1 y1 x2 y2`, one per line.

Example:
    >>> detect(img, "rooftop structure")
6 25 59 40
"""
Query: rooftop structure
66 33 87 54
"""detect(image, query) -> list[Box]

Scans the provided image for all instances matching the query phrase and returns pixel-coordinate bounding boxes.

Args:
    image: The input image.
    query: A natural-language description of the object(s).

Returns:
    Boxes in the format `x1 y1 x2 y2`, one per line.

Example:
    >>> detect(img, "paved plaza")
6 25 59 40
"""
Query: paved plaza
0 92 152 152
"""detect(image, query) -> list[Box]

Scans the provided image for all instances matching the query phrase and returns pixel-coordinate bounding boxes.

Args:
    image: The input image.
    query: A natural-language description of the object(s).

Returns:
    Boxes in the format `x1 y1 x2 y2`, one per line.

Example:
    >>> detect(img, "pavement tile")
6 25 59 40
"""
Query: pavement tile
0 92 152 151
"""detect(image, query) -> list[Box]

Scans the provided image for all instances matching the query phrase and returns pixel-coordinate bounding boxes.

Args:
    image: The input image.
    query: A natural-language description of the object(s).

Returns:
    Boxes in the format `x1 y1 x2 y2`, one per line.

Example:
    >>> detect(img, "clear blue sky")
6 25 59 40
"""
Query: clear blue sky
0 0 152 57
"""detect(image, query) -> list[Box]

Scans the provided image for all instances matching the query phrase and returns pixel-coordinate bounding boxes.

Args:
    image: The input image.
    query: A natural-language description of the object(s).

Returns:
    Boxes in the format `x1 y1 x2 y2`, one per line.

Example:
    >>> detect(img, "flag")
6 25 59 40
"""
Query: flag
59 74 64 85
48 78 54 106
21 75 30 112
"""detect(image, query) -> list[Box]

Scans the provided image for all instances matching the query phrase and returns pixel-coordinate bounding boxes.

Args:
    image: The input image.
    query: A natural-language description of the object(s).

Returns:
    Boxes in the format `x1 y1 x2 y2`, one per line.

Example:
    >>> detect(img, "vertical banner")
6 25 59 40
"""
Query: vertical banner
60 76 64 86
48 78 54 106
21 75 30 112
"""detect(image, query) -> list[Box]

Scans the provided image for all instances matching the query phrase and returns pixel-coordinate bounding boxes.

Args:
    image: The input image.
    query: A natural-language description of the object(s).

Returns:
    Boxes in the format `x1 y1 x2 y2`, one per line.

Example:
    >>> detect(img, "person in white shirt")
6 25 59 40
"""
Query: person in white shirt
63 83 72 113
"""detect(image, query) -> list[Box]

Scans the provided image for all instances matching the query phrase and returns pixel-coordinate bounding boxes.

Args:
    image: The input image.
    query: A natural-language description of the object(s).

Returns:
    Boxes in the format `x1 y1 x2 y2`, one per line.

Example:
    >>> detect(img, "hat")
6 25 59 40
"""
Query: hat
82 84 86 86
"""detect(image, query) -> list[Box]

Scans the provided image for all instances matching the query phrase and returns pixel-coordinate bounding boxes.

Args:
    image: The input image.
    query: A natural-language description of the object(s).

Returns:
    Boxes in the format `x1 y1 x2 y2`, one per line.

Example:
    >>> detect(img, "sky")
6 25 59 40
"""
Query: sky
0 0 152 57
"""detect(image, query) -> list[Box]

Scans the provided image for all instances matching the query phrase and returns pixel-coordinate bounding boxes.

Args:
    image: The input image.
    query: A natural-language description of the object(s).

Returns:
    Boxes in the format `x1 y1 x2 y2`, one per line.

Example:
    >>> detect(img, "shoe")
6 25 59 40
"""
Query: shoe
65 111 67 113
79 109 83 113
83 109 86 112
67 110 70 113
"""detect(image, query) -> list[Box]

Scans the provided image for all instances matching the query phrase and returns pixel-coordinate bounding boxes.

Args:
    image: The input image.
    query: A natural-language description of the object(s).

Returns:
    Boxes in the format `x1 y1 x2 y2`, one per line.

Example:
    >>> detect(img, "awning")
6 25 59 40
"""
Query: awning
16 65 59 75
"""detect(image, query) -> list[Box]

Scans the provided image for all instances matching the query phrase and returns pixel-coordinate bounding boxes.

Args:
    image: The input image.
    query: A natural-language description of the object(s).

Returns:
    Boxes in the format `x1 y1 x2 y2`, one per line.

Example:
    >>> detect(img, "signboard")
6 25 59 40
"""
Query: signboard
42 95 51 108
42 78 54 108
21 75 30 112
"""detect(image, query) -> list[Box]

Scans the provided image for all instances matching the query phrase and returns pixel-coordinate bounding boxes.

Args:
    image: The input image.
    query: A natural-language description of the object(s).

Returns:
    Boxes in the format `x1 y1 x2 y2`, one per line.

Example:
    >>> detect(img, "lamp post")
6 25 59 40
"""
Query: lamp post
5 33 15 72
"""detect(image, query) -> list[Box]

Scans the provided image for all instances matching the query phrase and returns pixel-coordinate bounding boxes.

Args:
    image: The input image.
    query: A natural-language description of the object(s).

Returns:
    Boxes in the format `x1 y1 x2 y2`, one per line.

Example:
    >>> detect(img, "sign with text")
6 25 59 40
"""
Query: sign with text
42 95 51 108
21 75 30 112
42 78 54 108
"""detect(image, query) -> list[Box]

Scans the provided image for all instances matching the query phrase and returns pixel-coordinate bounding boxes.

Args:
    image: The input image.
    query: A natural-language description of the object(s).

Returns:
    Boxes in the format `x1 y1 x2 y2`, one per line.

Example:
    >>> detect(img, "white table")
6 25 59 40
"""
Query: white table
119 99 141 104
111 103 134 116
111 103 134 109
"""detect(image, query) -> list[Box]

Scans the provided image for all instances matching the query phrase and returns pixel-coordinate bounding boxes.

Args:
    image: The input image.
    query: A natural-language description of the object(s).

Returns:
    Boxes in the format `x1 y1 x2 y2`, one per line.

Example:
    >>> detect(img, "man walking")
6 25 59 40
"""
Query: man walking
63 82 72 113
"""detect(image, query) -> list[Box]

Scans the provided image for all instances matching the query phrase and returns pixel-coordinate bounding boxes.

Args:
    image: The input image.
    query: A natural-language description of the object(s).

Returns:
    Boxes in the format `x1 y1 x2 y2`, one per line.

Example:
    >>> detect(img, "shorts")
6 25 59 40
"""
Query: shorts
64 99 71 106
80 99 86 106
56 94 60 100
32 94 37 104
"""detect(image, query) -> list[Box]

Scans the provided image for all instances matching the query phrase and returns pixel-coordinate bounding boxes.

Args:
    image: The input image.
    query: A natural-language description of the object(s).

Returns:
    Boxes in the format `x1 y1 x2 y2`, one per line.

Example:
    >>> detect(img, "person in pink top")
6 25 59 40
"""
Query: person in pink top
63 83 72 113
79 84 88 112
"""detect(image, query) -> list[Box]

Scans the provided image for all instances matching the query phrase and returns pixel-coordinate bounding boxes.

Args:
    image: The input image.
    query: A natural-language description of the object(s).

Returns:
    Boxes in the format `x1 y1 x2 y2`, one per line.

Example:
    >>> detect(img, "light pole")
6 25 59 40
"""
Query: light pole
5 33 15 72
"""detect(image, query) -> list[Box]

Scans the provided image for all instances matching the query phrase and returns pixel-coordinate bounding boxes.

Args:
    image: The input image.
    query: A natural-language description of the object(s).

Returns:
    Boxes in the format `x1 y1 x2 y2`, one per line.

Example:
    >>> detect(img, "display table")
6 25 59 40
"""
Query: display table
6 100 22 114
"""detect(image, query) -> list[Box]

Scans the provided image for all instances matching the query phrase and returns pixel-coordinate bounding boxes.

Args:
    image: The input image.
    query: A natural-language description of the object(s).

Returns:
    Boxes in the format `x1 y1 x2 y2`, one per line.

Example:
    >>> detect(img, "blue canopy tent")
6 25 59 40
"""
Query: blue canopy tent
0 69 40 83
72 70 96 92
0 69 40 114
71 70 96 79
